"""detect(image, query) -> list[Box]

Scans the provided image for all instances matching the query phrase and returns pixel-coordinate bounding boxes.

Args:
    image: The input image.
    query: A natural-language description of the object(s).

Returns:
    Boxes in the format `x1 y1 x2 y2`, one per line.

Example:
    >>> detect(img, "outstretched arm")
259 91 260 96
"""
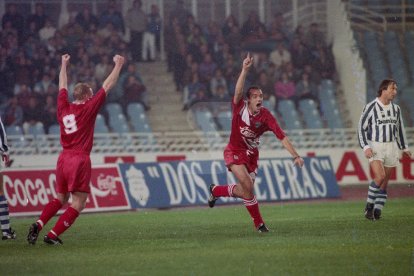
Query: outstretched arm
59 54 70 90
102 55 125 94
233 53 253 105
281 136 304 168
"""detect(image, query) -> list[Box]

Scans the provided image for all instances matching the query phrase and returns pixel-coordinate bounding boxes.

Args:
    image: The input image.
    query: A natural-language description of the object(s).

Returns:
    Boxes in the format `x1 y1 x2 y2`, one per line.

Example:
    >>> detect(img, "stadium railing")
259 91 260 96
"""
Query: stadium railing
6 128 414 155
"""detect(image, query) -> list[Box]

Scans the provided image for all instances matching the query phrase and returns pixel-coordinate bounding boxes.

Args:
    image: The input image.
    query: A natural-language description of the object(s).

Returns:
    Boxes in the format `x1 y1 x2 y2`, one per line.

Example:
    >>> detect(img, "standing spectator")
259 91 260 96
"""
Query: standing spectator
256 70 275 108
0 115 15 240
268 12 290 44
125 0 146 62
94 55 112 83
221 14 239 37
311 43 336 80
147 4 162 57
27 53 125 246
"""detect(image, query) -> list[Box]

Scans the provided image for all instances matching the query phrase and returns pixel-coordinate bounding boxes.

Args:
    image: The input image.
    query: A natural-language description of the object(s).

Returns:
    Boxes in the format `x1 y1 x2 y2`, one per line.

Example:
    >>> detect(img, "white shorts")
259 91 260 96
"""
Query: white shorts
368 141 399 167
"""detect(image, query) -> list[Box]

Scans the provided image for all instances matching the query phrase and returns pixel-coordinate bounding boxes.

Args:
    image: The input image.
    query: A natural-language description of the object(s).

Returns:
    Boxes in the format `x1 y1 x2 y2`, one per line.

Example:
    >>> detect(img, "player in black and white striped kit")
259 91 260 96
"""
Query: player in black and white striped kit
0 116 15 240
358 79 411 220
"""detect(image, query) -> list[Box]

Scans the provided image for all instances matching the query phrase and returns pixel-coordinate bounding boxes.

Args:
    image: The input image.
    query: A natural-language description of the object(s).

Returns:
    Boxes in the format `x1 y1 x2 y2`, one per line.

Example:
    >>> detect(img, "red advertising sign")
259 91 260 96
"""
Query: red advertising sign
3 166 131 217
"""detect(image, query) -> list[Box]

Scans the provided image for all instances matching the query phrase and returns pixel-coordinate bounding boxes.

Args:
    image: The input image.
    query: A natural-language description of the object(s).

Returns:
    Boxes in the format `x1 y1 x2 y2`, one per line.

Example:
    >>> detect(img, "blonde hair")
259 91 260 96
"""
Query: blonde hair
73 83 92 101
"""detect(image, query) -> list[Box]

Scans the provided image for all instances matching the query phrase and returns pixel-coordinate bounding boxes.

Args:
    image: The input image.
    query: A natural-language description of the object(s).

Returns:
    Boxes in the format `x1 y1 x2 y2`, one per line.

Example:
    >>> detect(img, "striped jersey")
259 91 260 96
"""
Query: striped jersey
358 98 408 150
0 116 9 153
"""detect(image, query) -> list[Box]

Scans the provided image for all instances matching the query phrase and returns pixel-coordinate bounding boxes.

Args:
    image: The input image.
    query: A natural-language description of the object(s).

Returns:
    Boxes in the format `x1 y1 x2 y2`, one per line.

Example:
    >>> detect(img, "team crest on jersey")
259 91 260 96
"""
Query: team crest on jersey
255 122 262 128
233 155 239 160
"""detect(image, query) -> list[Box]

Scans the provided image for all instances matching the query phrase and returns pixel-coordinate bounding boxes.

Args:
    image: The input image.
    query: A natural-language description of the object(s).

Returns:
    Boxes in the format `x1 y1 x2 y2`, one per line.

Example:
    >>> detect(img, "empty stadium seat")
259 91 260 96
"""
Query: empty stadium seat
298 99 324 129
216 111 232 131
48 124 60 135
277 100 304 129
105 103 123 114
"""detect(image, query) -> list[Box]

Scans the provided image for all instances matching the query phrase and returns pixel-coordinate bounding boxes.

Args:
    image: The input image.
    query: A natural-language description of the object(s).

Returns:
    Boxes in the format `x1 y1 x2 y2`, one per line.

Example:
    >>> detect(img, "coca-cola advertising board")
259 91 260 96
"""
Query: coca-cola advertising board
3 166 131 217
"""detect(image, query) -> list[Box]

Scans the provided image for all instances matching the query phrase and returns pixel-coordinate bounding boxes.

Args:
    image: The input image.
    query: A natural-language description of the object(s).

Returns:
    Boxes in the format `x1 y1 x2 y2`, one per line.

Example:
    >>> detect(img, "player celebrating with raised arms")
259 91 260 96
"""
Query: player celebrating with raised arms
27 53 125 245
358 79 411 220
208 53 304 232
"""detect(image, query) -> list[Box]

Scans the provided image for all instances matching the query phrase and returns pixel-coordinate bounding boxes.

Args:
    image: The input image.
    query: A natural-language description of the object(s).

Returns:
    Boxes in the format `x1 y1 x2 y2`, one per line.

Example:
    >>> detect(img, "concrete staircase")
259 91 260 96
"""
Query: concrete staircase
137 61 196 133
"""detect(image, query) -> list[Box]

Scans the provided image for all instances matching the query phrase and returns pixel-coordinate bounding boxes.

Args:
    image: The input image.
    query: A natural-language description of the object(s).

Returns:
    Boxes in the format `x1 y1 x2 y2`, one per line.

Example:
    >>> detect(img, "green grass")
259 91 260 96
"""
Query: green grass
1 199 414 275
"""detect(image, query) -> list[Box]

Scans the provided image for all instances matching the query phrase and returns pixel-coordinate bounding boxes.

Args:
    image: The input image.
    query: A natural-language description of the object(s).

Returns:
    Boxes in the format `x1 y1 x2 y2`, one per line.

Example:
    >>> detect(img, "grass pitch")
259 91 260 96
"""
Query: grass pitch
1 198 413 275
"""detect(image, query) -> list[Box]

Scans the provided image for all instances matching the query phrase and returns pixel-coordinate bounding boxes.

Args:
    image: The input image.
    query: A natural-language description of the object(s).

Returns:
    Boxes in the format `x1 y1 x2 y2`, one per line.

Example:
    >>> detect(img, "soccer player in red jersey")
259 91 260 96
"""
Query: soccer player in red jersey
208 53 304 232
27 53 125 245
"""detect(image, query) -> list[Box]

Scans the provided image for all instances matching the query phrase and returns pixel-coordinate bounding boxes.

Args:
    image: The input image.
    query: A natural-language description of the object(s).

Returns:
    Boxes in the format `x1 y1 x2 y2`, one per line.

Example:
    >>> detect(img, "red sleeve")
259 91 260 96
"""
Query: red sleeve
265 110 286 140
232 98 245 115
57 88 69 118
86 88 107 116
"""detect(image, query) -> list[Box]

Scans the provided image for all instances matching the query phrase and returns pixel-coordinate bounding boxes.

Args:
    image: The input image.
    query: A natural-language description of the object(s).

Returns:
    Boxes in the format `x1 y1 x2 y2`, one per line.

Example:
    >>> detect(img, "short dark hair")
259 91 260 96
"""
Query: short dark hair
377 79 396 97
246 86 261 99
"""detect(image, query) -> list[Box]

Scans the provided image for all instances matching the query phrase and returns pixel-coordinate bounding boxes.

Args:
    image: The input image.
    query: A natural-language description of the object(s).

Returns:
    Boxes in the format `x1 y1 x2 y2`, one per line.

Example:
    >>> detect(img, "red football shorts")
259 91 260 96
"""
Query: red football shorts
223 146 259 174
56 150 92 194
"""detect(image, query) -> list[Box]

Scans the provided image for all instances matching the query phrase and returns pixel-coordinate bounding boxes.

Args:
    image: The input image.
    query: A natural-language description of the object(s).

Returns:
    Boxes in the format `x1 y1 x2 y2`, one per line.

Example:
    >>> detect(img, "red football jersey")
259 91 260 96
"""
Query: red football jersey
57 88 106 153
227 99 286 151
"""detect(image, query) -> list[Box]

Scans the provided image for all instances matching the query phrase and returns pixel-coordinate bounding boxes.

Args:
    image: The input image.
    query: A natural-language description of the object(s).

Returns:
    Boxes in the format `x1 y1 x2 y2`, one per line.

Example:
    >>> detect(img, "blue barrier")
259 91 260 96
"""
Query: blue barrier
119 157 340 209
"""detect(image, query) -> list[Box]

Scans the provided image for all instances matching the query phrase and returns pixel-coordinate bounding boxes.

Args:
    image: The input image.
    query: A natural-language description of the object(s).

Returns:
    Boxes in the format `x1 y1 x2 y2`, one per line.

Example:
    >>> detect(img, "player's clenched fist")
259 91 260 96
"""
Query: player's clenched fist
61 54 70 64
113 55 125 65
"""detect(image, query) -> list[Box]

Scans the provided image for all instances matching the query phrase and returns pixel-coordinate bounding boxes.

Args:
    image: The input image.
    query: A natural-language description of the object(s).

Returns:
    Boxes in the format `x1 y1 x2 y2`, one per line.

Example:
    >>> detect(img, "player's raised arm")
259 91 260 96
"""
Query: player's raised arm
102 55 125 94
234 53 253 105
59 54 70 90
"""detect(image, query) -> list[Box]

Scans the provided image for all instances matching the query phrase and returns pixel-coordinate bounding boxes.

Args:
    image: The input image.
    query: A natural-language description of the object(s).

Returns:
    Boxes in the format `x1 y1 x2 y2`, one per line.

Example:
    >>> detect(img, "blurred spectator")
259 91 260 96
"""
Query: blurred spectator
268 12 290 44
183 72 206 110
13 54 33 90
303 64 321 85
94 55 112 83
296 72 319 104
39 19 56 42
256 70 275 108
1 96 23 127
274 72 295 102
269 43 291 70
240 11 266 44
311 43 336 80
2 4 24 44
198 52 217 85
75 7 99 32
26 3 48 33
210 68 228 97
305 23 325 50
33 72 53 97
99 0 125 33
290 37 312 70
222 15 239 37
123 75 150 111
146 4 162 58
125 0 146 62
143 4 162 62
42 95 57 131
169 0 192 27
22 96 45 134
293 24 306 45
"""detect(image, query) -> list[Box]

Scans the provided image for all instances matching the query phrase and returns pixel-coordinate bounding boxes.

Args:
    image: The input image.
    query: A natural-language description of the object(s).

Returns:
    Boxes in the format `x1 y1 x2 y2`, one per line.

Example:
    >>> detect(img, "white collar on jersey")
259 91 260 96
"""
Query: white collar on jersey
241 102 250 126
